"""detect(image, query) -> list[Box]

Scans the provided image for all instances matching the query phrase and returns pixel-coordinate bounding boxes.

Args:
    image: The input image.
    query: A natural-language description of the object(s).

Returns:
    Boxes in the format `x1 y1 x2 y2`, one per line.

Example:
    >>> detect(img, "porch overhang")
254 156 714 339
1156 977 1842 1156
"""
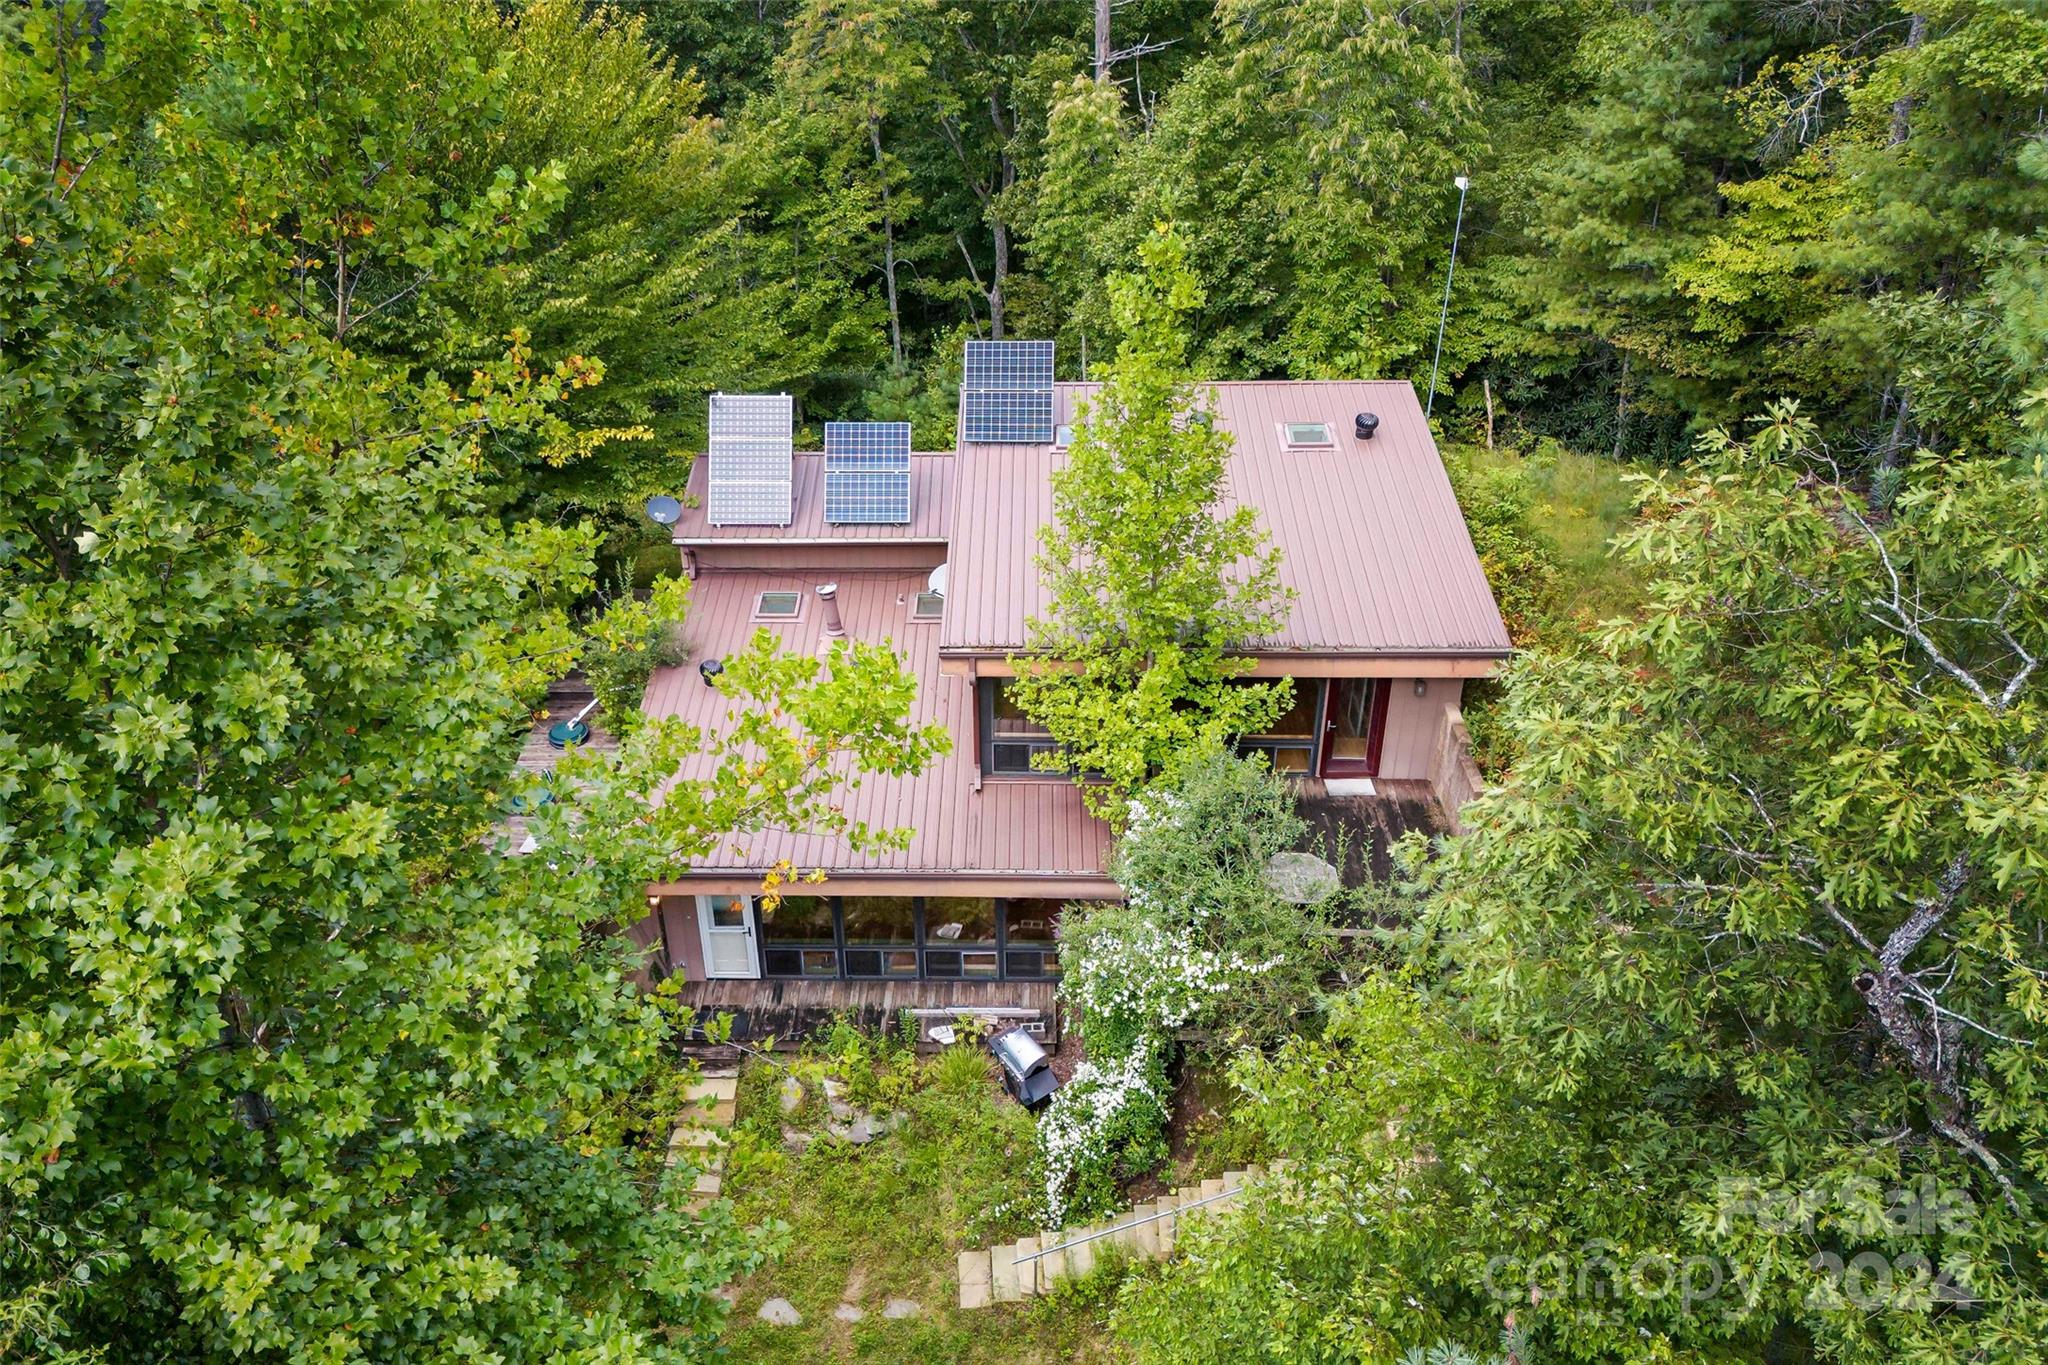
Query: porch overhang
645 871 1124 899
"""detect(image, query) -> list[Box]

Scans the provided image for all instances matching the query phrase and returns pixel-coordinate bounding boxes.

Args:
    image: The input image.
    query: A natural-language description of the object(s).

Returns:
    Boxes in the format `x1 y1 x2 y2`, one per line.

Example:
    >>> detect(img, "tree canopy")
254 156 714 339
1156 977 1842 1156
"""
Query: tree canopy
1004 225 1292 817
1113 407 2048 1362
1 3 943 1358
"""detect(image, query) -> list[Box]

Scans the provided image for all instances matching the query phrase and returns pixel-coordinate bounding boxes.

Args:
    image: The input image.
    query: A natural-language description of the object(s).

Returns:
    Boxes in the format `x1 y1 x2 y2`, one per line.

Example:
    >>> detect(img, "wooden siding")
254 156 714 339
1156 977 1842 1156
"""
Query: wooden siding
677 976 1060 1048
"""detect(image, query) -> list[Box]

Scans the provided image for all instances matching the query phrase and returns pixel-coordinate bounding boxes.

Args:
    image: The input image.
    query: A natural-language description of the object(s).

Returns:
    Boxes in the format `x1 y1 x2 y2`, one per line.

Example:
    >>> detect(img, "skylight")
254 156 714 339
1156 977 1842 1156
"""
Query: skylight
911 591 945 621
1283 421 1335 448
754 590 802 619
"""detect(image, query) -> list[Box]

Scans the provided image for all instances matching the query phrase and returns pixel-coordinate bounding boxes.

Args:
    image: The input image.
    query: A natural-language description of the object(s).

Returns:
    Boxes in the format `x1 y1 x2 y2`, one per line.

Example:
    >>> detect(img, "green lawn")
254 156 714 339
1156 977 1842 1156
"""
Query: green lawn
1458 439 1645 629
715 1042 1128 1363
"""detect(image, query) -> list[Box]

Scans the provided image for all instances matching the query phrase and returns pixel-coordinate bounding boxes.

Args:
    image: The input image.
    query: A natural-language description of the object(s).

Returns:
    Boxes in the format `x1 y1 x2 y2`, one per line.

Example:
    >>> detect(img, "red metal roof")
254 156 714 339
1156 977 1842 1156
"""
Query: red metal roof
672 451 954 543
641 568 1113 879
940 380 1511 657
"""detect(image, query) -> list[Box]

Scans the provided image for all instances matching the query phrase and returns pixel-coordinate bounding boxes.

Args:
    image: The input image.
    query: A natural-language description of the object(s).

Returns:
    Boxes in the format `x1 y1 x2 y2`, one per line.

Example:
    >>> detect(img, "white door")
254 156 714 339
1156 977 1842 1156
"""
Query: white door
697 894 760 979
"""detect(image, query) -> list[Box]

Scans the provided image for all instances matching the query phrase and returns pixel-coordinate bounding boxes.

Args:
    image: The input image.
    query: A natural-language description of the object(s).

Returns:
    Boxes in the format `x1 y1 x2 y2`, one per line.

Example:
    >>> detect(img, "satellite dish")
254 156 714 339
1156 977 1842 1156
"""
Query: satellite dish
644 495 683 527
926 562 949 598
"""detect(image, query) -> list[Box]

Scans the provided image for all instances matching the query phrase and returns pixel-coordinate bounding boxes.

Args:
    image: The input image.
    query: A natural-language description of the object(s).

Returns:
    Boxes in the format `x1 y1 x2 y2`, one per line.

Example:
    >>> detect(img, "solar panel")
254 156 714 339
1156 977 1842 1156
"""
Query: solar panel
706 392 793 526
823 421 913 524
960 339 1055 443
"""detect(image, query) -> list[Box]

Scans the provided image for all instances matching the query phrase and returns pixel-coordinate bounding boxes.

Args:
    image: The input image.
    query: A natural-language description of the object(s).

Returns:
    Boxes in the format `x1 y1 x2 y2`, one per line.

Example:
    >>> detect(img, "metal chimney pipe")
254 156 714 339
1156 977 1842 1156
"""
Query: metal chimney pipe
816 582 845 638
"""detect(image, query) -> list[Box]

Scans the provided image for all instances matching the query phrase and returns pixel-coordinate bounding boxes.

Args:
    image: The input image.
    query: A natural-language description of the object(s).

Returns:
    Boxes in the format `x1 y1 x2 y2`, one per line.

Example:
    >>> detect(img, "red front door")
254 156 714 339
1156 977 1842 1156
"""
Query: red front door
1320 678 1390 778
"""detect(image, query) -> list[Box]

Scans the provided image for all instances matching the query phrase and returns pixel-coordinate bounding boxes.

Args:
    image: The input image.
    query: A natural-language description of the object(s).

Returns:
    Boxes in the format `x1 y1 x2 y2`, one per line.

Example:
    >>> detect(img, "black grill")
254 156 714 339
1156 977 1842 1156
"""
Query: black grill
990 1027 1060 1108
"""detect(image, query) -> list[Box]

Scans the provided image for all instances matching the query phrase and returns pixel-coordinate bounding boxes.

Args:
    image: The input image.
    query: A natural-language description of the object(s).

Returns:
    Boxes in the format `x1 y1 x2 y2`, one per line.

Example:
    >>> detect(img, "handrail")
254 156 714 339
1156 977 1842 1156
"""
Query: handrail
1011 1182 1245 1263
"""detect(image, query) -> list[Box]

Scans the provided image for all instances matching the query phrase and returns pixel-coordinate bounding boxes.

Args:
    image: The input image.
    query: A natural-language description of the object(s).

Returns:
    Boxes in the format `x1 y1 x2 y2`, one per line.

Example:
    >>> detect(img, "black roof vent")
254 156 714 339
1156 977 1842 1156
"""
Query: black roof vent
1354 412 1380 441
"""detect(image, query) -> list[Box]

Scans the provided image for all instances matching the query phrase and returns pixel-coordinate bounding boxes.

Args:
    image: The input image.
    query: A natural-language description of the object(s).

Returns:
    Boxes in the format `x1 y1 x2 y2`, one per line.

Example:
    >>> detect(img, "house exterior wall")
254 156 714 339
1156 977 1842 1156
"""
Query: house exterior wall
1377 677 1464 780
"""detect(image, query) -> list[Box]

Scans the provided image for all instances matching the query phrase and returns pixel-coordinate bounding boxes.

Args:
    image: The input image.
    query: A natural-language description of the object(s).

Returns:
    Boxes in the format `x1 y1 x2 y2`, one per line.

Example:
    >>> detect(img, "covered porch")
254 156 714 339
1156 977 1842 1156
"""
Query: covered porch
1291 776 1453 884
675 975 1060 1050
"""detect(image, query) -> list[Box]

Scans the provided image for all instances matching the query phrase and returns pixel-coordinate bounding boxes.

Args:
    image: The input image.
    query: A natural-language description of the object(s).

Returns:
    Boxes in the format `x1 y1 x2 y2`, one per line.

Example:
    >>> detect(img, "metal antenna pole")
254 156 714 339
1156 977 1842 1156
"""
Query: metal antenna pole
1426 175 1470 419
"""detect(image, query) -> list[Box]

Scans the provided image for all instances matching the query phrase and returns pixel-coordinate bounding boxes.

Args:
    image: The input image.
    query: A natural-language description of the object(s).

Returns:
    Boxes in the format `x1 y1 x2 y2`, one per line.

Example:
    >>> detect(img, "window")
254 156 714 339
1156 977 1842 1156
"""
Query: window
842 896 917 943
979 680 1060 775
1230 678 1323 774
923 897 996 944
1282 421 1335 448
757 895 1104 981
753 590 802 620
761 894 835 941
1003 899 1065 978
911 590 944 621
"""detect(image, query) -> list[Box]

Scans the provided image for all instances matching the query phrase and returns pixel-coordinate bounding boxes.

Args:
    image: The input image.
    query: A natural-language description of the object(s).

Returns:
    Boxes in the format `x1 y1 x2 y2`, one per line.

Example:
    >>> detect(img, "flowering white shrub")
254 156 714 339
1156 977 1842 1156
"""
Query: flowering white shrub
1035 760 1305 1225
1036 1043 1167 1226
1064 917 1282 1045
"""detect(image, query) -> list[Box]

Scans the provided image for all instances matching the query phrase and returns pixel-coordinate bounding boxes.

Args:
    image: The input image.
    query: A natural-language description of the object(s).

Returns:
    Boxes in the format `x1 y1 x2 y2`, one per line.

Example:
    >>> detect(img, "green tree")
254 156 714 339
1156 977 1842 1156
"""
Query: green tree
1006 226 1292 819
1 5 944 1358
772 0 937 371
1030 0 1485 378
1115 404 2048 1360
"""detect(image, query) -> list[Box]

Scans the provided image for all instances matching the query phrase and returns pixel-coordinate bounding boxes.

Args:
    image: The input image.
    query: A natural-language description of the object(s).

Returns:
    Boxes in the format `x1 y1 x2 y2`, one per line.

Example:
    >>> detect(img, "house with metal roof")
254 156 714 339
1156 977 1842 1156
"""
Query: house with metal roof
633 343 1508 1045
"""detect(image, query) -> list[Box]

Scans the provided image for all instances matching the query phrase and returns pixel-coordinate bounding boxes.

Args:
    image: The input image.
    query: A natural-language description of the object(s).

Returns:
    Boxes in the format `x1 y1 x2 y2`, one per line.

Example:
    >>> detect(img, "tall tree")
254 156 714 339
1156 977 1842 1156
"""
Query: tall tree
1 4 944 1358
1116 403 2048 1360
773 0 938 371
1029 0 1485 378
1006 226 1292 818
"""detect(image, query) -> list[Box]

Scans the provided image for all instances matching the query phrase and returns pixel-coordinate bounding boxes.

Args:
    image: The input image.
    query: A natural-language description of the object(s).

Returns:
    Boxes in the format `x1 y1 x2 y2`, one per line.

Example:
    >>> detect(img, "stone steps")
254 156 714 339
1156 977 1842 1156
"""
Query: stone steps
663 1069 741 1212
957 1163 1281 1309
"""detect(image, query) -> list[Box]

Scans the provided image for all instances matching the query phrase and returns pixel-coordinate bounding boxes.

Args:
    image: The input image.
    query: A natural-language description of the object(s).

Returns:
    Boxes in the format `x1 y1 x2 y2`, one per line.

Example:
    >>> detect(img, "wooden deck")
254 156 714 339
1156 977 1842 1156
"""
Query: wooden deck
1293 778 1450 884
677 976 1061 1049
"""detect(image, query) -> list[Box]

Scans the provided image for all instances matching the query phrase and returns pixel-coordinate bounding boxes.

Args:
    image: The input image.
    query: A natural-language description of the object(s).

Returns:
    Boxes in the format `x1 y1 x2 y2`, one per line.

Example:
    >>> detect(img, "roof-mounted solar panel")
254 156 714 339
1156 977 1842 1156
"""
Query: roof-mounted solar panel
706 392 793 526
823 421 913 524
961 339 1055 444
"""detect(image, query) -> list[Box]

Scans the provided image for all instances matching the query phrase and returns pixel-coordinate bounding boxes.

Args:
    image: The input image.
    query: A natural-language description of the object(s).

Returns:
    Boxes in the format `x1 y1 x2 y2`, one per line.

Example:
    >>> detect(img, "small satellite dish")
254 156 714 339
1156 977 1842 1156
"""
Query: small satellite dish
926 562 949 598
644 495 683 527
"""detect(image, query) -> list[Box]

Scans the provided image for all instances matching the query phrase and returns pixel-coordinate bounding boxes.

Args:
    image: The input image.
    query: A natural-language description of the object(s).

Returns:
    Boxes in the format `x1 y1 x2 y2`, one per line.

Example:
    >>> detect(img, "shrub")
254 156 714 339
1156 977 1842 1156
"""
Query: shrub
578 572 691 731
1440 449 1562 645
927 1042 995 1098
1036 751 1334 1224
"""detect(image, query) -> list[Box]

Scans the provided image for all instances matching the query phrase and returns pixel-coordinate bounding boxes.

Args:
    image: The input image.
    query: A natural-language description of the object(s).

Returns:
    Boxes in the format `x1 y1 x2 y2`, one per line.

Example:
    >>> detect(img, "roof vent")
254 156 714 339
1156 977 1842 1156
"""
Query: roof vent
1354 412 1380 441
816 582 846 638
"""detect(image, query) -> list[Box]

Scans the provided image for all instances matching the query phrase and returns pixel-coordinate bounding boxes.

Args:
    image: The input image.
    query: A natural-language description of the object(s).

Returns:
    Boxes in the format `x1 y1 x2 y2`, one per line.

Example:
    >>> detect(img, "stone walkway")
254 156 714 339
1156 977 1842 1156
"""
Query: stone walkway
664 1069 738 1211
957 1164 1277 1308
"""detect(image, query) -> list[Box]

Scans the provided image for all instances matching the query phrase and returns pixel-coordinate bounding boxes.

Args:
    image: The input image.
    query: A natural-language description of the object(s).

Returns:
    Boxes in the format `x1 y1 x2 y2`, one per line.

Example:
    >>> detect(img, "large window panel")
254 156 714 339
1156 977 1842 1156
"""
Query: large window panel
1231 678 1323 774
923 896 996 944
1002 899 1063 943
760 894 835 943
841 895 917 943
